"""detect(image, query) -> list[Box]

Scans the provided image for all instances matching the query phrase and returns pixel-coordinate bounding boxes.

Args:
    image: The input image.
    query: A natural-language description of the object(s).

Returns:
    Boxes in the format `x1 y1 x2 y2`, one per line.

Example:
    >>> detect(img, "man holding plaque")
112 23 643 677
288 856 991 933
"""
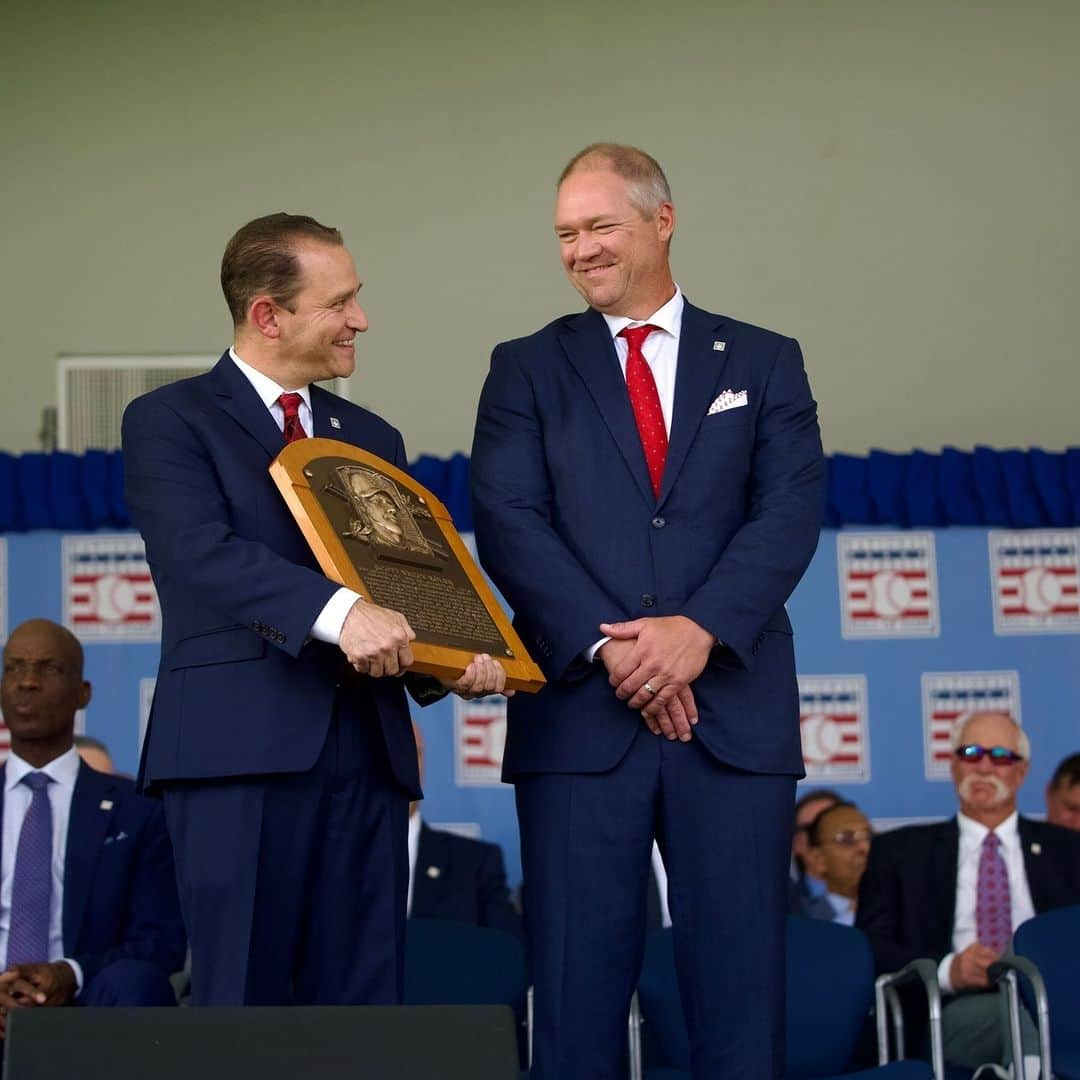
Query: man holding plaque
471 145 825 1079
122 213 506 1007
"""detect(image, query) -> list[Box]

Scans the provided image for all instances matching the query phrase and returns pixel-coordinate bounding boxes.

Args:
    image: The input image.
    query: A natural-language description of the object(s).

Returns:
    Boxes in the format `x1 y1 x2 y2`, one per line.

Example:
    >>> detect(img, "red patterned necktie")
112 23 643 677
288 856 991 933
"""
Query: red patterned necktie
975 831 1012 953
619 324 667 498
278 392 307 444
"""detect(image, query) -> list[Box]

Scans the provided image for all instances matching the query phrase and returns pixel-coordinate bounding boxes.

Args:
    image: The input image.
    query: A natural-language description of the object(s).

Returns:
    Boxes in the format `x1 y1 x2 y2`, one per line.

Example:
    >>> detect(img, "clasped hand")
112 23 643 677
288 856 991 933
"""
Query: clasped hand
597 615 715 742
0 962 76 1037
339 600 511 698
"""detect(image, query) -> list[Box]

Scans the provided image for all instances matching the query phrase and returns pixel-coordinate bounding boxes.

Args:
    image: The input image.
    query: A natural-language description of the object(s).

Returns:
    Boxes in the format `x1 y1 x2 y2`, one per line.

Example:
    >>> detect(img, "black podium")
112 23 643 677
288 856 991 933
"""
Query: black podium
3 1004 520 1079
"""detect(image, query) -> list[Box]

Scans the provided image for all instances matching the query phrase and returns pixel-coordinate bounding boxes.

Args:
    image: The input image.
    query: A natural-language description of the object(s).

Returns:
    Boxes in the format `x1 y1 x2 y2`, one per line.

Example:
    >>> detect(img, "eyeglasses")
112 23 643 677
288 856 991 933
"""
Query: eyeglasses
824 828 872 848
954 744 1025 766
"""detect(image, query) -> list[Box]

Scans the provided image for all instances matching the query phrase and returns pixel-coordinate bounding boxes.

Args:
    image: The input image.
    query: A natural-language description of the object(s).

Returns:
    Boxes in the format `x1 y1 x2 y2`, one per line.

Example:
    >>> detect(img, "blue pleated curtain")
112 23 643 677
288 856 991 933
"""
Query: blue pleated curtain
1 447 1079 533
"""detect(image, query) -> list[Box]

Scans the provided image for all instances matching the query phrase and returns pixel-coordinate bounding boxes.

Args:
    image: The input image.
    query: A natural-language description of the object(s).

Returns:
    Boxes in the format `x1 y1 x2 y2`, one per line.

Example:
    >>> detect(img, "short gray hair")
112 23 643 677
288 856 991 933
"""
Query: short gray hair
558 143 672 217
950 711 1031 760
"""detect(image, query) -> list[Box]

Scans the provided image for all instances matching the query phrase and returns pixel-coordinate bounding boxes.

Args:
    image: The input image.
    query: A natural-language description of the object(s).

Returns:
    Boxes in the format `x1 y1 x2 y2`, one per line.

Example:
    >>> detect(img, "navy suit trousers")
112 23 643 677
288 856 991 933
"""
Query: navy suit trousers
517 727 795 1080
163 702 409 1006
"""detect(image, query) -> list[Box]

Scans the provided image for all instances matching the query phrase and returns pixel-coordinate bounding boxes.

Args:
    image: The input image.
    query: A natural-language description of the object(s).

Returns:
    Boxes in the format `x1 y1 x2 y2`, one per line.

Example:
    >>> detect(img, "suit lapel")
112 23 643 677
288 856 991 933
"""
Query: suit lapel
309 385 337 440
560 310 655 507
1018 817 1050 910
210 353 290 459
412 824 447 912
658 302 731 506
933 819 960 950
62 765 115 951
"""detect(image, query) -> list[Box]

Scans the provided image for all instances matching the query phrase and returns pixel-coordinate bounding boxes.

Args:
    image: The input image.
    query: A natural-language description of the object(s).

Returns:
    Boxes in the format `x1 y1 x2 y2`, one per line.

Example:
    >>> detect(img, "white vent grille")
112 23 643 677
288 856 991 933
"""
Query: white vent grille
57 355 349 452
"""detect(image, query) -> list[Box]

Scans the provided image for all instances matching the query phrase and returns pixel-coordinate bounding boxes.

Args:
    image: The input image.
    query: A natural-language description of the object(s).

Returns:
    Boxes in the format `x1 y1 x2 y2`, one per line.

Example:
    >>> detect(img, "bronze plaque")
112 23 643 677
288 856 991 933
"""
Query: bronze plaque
270 438 545 693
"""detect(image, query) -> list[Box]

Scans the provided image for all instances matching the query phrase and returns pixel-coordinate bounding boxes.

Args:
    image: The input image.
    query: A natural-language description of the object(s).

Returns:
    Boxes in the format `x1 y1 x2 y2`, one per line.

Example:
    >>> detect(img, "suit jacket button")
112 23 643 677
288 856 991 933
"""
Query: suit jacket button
651 516 666 529
640 594 656 608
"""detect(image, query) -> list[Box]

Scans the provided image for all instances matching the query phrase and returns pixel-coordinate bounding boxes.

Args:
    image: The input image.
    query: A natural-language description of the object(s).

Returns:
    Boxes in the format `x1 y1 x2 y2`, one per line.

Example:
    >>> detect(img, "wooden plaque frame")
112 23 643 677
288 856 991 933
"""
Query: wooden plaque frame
269 438 545 693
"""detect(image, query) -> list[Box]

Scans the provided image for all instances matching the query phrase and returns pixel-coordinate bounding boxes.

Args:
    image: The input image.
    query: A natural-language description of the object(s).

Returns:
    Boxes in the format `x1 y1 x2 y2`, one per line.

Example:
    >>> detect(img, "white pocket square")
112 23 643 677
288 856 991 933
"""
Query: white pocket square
708 389 748 415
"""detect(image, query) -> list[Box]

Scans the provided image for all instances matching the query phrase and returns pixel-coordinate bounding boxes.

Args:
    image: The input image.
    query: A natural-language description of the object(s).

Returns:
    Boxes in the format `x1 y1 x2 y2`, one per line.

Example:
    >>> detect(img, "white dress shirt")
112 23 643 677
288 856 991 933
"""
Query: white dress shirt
586 289 684 663
937 811 1036 993
825 891 856 927
0 748 84 990
229 348 361 641
600 286 684 438
406 811 423 917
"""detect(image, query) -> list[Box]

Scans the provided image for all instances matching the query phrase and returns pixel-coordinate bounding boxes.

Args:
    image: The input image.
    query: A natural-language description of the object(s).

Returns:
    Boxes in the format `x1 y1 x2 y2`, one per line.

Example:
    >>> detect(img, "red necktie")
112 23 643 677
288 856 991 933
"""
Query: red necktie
619 324 667 498
278 392 307 444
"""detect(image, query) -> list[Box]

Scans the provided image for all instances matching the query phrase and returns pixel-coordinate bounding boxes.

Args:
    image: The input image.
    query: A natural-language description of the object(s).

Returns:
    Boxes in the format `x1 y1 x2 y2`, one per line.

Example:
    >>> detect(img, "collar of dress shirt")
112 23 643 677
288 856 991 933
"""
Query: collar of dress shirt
229 347 313 413
957 808 1020 851
5 745 81 794
601 286 684 343
408 810 422 862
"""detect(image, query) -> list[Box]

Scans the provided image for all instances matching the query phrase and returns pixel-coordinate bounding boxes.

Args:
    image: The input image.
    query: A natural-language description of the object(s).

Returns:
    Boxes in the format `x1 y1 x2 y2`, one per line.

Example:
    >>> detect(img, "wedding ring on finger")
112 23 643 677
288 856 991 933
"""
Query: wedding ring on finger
643 681 658 695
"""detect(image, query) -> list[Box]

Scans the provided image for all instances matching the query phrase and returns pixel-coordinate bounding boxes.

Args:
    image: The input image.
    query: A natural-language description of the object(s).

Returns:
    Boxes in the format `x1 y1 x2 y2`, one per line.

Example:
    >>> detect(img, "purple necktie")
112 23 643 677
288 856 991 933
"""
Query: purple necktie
7 772 54 967
975 831 1012 954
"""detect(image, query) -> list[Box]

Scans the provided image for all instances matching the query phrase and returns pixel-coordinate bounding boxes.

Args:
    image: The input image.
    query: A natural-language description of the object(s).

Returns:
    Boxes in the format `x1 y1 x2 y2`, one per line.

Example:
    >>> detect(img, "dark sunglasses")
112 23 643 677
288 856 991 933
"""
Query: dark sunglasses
955 744 1024 766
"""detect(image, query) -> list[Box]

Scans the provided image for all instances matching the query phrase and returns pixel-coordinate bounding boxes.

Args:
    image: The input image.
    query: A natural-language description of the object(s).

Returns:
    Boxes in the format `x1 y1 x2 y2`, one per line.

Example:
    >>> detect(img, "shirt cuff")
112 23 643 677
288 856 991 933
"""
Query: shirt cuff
585 636 611 663
310 587 364 644
937 953 955 995
62 958 84 998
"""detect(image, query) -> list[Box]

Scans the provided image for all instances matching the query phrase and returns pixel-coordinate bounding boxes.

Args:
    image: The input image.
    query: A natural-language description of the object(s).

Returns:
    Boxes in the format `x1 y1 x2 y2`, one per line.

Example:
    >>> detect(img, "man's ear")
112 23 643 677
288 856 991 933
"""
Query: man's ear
77 679 91 711
805 847 825 879
249 297 281 339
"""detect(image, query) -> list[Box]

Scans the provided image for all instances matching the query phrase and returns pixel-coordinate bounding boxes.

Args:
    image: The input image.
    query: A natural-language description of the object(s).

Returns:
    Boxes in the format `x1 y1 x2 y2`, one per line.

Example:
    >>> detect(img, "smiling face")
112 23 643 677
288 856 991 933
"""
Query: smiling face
1 620 90 763
951 711 1029 825
268 240 368 389
554 165 675 319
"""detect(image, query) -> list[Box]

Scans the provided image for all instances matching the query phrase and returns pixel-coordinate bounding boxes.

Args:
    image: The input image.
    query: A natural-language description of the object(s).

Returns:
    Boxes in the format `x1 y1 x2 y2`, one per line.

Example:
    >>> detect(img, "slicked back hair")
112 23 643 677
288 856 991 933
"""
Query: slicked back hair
558 143 673 217
221 212 342 328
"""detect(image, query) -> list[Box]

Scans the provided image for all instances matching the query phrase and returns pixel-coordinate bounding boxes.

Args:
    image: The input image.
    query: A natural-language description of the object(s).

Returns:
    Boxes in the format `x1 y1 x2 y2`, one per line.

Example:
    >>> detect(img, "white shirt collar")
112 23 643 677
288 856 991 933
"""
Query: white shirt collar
957 809 1020 847
5 746 82 793
229 347 312 413
601 286 684 342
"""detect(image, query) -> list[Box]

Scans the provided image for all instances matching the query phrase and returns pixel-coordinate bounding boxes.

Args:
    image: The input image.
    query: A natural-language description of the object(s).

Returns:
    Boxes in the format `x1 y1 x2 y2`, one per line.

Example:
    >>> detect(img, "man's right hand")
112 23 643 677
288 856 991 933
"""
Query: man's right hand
339 599 415 677
597 638 698 741
949 942 999 990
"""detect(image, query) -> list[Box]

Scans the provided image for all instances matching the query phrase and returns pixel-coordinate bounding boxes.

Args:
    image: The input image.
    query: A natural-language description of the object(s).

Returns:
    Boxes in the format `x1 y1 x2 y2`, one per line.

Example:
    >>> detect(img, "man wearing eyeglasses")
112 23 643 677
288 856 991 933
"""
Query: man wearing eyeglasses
803 802 872 926
857 711 1080 1078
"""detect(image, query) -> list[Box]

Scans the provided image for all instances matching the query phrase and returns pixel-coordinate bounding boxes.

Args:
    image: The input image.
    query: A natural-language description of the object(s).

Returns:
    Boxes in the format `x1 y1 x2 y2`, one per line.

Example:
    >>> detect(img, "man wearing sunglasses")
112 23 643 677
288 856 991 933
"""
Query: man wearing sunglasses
857 711 1080 1078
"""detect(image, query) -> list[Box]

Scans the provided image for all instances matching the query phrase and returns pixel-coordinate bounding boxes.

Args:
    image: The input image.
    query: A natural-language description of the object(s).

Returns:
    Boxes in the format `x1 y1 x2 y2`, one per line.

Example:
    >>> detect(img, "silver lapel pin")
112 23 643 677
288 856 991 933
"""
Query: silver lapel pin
713 341 726 352
330 416 341 429
99 799 113 811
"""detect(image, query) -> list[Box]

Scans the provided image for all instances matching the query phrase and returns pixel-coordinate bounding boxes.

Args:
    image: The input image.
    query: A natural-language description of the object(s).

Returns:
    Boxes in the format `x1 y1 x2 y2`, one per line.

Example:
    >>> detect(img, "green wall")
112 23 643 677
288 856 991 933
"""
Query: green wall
3 0 1077 456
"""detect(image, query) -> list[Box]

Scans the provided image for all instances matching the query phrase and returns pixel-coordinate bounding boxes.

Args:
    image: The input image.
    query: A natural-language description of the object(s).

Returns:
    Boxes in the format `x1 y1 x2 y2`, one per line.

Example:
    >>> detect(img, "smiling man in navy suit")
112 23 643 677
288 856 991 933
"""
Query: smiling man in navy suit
471 144 825 1079
0 619 184 1035
122 213 507 1007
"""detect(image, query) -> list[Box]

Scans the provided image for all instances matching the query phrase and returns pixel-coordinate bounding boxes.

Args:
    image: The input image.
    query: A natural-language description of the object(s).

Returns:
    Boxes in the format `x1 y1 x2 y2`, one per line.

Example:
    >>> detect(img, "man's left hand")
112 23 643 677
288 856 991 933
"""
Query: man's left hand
599 615 715 717
443 654 514 700
0 962 77 1035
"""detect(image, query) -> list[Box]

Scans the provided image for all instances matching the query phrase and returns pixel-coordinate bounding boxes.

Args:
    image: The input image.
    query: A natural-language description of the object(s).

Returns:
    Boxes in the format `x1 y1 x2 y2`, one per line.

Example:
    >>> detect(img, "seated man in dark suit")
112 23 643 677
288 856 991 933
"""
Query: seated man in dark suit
790 787 841 917
1045 751 1080 831
802 801 872 926
0 619 185 1034
857 711 1080 1078
407 724 520 936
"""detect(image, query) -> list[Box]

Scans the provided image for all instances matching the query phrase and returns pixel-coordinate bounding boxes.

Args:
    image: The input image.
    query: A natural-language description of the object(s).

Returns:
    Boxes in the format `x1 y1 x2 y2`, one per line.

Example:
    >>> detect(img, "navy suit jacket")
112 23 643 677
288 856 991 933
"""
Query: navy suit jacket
856 815 1080 975
471 301 824 778
121 353 422 796
411 823 521 936
0 762 186 984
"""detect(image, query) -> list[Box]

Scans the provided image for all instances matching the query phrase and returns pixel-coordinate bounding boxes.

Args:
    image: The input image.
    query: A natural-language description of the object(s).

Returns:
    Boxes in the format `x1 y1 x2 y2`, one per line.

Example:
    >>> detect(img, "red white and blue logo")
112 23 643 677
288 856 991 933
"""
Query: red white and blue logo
921 671 1021 780
989 530 1080 634
837 532 939 638
63 534 160 642
454 696 508 787
798 675 870 782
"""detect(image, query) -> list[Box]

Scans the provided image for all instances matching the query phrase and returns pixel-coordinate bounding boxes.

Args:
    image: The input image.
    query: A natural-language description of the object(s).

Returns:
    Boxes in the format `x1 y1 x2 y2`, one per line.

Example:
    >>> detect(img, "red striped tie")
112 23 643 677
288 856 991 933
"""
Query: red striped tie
278 392 307 444
620 324 667 498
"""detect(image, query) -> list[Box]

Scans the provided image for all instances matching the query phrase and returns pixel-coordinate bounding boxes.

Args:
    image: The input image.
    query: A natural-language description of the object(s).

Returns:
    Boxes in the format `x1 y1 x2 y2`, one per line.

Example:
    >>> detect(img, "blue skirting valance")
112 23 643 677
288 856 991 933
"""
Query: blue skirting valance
2 447 1078 533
